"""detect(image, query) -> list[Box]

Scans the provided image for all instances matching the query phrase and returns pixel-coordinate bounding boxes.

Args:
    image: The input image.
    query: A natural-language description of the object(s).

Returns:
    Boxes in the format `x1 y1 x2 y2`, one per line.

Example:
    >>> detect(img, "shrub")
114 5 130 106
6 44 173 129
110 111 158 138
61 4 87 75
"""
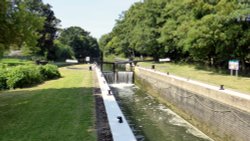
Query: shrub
39 64 61 80
1 64 60 90
0 69 8 90
7 65 43 89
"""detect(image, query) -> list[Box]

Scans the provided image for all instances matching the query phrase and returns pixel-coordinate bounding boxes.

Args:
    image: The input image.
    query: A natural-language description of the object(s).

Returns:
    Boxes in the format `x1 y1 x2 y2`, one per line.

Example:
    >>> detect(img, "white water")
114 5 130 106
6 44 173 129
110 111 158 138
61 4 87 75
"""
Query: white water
103 71 133 84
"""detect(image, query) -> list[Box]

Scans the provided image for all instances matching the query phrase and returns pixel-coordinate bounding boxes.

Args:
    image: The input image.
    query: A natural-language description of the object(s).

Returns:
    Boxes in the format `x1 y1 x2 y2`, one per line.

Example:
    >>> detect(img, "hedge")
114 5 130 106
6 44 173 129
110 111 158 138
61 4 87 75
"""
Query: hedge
0 64 61 90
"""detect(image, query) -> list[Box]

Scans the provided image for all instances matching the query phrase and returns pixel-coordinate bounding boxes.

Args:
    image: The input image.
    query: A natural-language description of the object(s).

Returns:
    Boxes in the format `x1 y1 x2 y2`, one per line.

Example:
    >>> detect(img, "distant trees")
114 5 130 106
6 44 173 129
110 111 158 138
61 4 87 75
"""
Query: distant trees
58 26 100 62
53 39 74 61
100 0 250 69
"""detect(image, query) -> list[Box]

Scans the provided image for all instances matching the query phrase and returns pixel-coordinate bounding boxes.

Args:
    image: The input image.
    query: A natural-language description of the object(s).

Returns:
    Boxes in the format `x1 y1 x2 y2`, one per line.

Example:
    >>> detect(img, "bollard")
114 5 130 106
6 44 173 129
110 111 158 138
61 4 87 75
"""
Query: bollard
152 65 155 69
220 85 224 90
89 66 92 71
117 116 123 123
108 89 112 95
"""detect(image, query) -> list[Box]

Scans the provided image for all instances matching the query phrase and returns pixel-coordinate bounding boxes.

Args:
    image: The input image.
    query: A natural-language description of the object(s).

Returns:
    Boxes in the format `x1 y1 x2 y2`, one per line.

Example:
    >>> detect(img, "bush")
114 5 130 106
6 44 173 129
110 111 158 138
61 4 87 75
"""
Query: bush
7 65 43 89
0 69 8 90
39 64 61 80
0 64 60 90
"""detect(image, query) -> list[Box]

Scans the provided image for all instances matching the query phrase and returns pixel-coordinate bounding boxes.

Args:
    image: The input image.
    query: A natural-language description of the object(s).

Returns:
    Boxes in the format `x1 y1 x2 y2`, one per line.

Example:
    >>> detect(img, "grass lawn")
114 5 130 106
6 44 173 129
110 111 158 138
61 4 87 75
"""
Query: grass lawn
0 58 34 66
0 64 96 141
138 62 250 94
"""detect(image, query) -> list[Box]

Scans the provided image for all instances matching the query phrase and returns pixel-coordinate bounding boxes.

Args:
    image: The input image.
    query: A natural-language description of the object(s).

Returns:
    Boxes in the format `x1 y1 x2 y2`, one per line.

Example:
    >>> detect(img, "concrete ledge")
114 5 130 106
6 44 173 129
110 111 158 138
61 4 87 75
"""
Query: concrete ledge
135 66 250 141
136 67 250 113
95 66 136 141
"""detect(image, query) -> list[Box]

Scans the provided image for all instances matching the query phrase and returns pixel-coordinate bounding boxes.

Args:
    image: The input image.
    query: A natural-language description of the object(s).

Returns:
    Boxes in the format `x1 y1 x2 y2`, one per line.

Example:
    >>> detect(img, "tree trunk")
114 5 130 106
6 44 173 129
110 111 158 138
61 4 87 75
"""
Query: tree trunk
241 58 246 73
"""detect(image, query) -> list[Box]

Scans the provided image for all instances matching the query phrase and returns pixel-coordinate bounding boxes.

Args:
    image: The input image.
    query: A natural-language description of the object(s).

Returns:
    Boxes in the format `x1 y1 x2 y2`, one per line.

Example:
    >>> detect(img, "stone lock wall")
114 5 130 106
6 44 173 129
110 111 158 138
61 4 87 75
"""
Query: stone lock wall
135 67 250 141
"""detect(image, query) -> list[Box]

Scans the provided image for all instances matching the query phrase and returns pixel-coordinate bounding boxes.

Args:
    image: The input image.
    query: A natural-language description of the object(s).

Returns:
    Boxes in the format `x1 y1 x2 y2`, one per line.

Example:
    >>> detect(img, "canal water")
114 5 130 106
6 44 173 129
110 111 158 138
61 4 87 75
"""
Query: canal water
110 84 213 141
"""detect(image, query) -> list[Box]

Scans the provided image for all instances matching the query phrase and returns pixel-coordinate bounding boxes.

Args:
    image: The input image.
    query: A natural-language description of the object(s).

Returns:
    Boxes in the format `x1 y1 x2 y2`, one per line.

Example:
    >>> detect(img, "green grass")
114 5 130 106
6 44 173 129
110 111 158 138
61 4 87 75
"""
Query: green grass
0 58 33 66
0 64 96 141
138 62 250 94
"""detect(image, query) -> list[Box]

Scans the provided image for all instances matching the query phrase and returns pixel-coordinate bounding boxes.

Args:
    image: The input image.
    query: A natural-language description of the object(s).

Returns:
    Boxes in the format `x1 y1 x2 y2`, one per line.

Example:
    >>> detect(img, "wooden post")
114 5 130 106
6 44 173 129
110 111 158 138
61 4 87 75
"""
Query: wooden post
100 63 103 71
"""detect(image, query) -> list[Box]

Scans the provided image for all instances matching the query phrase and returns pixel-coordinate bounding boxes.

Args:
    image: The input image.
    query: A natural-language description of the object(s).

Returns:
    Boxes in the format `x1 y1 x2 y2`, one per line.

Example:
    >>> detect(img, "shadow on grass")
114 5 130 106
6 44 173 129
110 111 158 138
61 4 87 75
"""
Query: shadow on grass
0 87 96 141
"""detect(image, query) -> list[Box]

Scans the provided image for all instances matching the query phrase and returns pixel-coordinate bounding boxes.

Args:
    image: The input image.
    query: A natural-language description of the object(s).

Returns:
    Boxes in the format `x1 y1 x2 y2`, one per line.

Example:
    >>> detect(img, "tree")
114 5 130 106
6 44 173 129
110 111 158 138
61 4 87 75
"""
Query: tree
0 0 10 56
100 1 167 60
38 4 60 60
58 26 100 62
25 0 61 60
98 33 112 60
100 0 250 71
0 0 44 56
180 0 250 67
54 40 74 61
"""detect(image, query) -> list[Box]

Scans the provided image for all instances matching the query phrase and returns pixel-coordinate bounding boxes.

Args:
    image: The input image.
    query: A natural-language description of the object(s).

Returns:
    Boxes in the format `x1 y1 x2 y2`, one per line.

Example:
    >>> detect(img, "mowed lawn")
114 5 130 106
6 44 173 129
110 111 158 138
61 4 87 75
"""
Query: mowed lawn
0 58 34 66
0 64 96 141
138 62 250 94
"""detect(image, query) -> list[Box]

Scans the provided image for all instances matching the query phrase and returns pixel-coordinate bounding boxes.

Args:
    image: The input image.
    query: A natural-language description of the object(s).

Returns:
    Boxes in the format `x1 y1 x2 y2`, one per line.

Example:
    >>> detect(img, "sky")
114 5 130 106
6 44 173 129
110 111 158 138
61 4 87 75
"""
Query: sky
43 0 141 39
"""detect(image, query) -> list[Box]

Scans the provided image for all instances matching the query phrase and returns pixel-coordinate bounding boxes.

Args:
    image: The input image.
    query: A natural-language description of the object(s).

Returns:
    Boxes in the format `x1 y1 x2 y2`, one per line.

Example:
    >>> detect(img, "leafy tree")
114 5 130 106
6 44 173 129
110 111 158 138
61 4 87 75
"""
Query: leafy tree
100 0 250 71
181 0 250 67
54 40 74 61
38 4 60 60
0 0 44 56
26 0 61 60
58 26 100 62
98 33 113 60
0 0 10 56
100 1 167 60
0 0 60 59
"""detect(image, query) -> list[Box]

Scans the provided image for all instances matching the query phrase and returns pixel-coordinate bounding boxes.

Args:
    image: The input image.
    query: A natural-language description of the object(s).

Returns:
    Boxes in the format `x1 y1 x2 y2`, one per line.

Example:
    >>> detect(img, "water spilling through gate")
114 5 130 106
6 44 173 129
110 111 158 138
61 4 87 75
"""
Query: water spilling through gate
103 71 134 84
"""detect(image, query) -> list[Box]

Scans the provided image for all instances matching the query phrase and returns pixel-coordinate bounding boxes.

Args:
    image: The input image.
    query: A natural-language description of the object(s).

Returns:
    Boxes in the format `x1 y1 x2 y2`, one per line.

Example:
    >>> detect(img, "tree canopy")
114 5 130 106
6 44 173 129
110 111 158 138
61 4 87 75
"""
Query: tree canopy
27 0 61 60
58 26 100 62
0 0 44 56
1 1 100 61
99 0 250 69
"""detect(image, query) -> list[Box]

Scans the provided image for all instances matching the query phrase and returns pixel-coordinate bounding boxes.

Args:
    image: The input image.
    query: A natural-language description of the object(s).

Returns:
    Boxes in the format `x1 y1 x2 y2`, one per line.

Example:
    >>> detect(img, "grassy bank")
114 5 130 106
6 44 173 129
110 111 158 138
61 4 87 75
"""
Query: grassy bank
0 64 96 141
138 62 250 94
0 58 33 66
